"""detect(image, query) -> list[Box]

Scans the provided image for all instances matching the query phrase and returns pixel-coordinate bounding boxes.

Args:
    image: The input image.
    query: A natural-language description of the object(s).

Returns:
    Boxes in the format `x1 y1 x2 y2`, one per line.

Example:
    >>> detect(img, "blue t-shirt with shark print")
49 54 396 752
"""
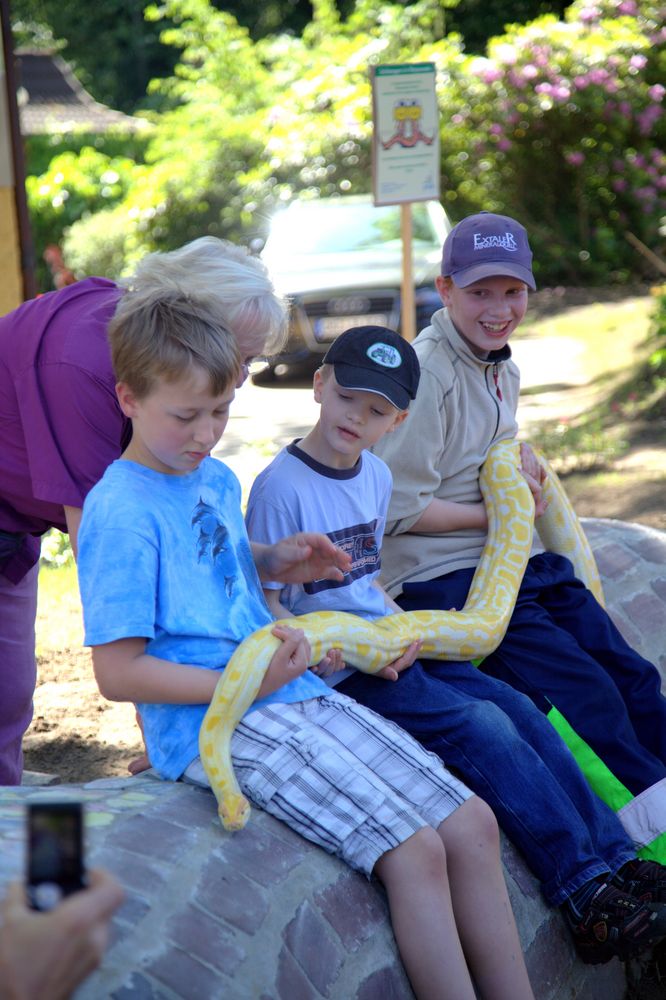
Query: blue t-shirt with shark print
77 457 328 779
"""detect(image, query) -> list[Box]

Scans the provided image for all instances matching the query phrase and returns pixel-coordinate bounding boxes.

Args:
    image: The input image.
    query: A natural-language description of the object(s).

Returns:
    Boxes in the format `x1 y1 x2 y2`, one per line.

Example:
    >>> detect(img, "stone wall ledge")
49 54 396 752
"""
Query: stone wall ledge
1 517 663 1000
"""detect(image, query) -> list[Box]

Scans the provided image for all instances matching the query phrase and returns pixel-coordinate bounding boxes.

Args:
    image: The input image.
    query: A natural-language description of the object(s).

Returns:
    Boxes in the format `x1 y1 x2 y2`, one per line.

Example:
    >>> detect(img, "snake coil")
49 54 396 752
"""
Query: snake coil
199 439 603 830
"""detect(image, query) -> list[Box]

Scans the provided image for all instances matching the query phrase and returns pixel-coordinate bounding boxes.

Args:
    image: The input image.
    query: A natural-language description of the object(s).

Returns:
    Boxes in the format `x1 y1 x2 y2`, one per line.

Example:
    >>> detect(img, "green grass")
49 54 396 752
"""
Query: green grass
519 295 654 346
36 561 83 657
529 358 665 473
521 295 664 472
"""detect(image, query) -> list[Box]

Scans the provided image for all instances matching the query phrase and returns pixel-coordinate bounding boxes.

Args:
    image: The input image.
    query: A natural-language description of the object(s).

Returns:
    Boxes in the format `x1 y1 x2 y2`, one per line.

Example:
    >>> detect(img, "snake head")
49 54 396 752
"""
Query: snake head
219 794 251 831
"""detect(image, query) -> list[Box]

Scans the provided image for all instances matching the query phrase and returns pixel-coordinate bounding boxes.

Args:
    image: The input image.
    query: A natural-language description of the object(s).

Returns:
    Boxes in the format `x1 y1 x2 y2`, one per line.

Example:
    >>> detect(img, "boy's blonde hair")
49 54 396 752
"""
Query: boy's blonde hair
108 293 241 399
114 236 288 356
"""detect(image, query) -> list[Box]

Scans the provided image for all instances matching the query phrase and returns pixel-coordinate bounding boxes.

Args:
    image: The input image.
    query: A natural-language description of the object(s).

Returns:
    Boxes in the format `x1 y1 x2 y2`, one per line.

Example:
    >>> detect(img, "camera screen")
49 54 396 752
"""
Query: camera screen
28 803 83 886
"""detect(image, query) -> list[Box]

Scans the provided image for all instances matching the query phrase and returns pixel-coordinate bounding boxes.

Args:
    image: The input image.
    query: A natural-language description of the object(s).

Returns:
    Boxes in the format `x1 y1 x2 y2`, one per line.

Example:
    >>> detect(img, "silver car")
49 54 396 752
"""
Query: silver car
258 194 451 378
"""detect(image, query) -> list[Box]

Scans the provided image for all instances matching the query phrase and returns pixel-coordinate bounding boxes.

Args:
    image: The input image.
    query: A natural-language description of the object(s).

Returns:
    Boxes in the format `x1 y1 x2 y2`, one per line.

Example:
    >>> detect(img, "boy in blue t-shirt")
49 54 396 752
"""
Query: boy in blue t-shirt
246 324 666 965
77 291 535 1000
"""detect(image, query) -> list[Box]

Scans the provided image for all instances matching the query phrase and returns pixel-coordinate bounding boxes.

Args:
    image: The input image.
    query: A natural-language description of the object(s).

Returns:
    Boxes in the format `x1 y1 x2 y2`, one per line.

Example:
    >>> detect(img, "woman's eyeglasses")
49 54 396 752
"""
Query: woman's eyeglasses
240 357 268 381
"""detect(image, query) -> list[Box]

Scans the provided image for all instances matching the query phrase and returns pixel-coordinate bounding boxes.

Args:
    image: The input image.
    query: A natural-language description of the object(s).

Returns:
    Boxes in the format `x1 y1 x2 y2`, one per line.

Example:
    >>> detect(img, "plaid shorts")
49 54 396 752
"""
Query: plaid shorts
185 692 472 876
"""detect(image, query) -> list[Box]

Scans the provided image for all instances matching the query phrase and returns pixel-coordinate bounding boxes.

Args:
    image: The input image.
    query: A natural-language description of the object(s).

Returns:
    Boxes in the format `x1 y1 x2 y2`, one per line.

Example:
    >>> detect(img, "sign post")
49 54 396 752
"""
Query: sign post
371 63 439 341
400 203 414 342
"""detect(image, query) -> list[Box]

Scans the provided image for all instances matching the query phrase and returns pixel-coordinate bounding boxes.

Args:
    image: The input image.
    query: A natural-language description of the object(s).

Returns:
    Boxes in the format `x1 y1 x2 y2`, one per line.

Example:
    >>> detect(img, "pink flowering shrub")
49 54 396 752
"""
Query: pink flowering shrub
437 0 665 283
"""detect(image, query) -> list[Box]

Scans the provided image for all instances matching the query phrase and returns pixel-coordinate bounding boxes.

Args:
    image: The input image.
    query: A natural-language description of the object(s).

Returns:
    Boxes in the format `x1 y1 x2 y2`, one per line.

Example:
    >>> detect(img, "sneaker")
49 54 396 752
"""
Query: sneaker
613 860 666 905
564 880 666 965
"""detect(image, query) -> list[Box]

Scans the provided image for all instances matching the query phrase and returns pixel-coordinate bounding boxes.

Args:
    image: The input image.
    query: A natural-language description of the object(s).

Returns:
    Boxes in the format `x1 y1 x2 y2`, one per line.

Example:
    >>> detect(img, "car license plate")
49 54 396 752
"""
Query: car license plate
313 314 389 342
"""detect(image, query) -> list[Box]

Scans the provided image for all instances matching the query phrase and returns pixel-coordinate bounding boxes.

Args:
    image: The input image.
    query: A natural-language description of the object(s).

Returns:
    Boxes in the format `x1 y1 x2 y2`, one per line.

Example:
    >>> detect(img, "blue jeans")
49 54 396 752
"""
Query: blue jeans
401 552 666 796
338 656 635 906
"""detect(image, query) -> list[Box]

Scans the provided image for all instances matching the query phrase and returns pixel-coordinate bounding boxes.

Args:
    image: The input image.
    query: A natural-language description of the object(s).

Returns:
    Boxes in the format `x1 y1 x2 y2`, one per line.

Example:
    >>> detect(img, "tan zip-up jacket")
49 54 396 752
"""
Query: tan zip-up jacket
372 307 521 596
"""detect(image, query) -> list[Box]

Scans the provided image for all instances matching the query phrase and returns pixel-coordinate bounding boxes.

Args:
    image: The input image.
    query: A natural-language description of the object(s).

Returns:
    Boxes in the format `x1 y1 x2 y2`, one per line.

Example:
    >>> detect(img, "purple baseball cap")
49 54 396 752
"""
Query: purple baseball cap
442 212 536 289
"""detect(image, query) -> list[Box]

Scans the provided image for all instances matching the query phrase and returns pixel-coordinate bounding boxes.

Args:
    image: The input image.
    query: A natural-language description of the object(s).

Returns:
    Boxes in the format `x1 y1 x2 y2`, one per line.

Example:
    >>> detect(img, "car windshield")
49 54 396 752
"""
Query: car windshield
265 201 440 256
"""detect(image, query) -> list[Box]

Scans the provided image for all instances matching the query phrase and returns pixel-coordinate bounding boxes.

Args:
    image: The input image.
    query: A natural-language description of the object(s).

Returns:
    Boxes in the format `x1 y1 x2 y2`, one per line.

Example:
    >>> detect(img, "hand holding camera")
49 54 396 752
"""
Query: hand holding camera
0 803 123 1000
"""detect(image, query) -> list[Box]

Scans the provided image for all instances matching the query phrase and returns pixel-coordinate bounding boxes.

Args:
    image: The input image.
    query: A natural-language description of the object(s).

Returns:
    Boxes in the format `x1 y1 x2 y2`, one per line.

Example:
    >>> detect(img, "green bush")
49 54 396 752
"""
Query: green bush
25 131 149 177
25 139 145 289
649 281 666 374
62 205 138 280
40 528 73 567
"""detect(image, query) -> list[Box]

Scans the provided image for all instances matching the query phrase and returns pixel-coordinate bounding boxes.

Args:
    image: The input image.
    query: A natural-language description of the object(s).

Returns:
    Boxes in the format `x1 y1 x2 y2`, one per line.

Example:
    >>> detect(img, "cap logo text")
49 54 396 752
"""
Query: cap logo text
366 342 402 369
473 232 519 252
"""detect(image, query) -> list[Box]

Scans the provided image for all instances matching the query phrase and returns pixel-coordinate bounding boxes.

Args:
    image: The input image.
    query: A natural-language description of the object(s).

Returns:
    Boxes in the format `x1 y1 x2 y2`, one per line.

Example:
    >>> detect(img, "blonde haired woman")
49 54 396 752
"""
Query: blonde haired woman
0 237 286 785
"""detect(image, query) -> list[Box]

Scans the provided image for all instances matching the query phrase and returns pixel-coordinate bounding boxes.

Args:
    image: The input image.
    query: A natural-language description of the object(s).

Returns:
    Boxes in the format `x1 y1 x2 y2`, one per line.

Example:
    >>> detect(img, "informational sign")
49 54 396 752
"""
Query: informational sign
371 62 440 207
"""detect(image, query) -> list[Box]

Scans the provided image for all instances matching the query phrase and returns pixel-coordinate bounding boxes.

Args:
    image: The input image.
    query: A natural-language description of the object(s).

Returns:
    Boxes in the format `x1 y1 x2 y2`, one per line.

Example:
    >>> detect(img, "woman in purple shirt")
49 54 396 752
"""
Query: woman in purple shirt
0 237 287 785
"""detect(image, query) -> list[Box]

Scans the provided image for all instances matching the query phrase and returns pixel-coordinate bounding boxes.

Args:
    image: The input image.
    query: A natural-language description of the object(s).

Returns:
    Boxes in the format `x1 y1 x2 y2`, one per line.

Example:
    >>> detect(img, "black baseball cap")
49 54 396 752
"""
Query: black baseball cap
322 326 420 410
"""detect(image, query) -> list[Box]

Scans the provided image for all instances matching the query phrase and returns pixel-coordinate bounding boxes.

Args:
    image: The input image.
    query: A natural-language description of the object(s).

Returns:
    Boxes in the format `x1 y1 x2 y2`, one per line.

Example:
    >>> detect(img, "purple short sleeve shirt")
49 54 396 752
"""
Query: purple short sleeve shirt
0 277 131 580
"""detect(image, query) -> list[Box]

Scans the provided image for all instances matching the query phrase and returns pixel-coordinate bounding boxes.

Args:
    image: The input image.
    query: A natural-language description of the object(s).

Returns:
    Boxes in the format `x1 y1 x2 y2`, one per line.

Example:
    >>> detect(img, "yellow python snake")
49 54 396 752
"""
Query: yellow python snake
199 439 604 830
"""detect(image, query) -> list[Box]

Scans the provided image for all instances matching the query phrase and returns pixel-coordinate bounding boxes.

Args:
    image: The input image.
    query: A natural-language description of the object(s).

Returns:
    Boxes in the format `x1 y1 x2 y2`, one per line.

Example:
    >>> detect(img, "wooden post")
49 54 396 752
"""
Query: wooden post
400 202 415 342
0 0 35 311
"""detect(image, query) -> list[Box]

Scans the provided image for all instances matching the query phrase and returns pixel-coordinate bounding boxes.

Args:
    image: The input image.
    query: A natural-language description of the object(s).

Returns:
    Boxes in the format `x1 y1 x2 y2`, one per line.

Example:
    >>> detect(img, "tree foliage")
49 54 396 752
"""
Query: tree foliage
446 0 570 53
11 0 571 112
11 0 178 113
650 282 666 376
17 0 664 288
